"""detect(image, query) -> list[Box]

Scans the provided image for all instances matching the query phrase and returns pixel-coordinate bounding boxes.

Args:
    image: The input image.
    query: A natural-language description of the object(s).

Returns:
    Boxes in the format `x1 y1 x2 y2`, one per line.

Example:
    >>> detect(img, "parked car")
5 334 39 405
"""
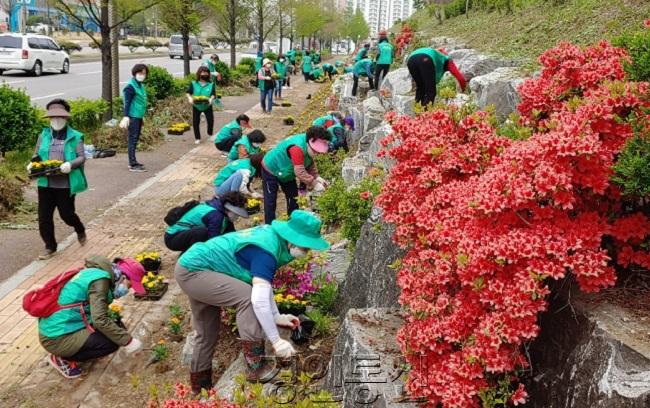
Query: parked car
168 34 203 59
0 33 69 76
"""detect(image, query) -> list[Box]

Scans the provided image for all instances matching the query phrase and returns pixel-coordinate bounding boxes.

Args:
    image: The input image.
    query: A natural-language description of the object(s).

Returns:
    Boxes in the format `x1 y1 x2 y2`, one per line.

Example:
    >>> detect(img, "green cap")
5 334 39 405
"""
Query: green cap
271 210 330 251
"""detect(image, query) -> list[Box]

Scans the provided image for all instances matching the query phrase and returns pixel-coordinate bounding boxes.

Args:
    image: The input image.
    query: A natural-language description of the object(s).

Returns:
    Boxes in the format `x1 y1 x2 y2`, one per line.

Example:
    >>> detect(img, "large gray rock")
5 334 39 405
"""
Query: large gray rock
392 95 415 116
345 106 364 146
469 67 524 120
457 53 517 82
335 73 355 98
324 308 418 408
365 123 394 168
342 157 368 187
379 68 412 97
324 242 352 283
448 48 477 64
362 96 386 136
430 36 467 51
335 220 404 315
527 290 650 407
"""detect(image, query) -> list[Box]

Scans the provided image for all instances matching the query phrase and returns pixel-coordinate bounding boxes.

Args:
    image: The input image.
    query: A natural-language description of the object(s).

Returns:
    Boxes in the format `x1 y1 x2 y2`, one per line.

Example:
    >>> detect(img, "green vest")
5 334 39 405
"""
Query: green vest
37 127 88 195
274 61 287 79
228 135 262 161
216 120 241 143
328 123 344 145
353 58 372 77
323 63 334 73
287 50 296 62
312 114 335 127
166 203 216 235
38 268 112 338
311 67 324 79
258 68 273 91
377 42 394 65
344 66 353 73
178 225 294 284
191 81 214 112
335 60 344 67
409 47 450 85
124 78 147 118
302 55 313 73
204 59 216 73
356 48 367 62
213 158 256 187
263 134 312 182
313 53 321 64
255 57 263 72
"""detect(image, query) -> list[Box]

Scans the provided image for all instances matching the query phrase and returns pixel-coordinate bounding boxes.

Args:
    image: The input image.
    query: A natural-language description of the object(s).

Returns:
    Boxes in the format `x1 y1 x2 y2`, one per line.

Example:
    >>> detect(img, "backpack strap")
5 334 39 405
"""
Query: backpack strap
57 301 95 333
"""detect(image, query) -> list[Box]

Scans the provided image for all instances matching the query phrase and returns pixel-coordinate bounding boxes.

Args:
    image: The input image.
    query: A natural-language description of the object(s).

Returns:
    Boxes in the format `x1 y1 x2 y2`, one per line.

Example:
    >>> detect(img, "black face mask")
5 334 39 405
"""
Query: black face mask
200 75 210 80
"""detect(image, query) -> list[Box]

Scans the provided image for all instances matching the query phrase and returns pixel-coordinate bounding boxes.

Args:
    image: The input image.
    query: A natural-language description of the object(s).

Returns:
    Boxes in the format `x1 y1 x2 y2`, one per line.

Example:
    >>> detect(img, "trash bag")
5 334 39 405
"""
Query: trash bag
290 315 315 345
213 98 224 111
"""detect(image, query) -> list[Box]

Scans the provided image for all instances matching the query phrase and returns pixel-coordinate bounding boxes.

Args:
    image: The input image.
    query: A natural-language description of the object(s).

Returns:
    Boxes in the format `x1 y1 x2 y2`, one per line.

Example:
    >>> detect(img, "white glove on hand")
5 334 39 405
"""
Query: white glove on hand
312 181 326 193
251 191 263 199
60 162 71 174
26 162 33 172
274 314 300 329
315 176 330 188
119 116 130 129
124 337 142 354
272 338 296 358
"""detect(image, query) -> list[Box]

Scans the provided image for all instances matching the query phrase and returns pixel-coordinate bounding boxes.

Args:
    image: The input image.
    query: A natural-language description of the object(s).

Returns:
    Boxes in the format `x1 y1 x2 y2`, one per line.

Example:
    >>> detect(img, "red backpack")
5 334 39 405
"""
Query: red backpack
22 267 84 318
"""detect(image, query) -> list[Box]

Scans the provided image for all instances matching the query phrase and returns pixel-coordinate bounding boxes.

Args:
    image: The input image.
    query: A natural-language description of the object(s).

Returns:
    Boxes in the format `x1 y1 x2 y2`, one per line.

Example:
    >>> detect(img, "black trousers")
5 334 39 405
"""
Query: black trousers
192 107 214 140
66 331 119 362
407 54 439 107
38 187 85 251
303 71 310 82
164 228 209 253
262 167 298 224
374 64 390 90
215 135 240 152
351 75 374 97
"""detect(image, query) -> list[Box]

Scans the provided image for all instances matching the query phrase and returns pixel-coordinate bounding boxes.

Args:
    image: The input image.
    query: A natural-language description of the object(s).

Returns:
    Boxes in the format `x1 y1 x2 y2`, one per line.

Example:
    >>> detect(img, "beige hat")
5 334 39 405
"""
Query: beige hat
45 103 71 118
262 58 272 66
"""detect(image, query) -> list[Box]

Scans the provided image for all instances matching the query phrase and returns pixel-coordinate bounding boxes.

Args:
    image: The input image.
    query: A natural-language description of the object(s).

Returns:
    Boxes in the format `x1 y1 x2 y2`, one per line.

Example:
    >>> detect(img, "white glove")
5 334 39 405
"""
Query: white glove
274 314 300 329
60 162 71 174
119 116 130 129
26 162 33 172
251 191 263 199
187 96 194 105
312 181 326 193
315 176 329 188
124 337 142 354
272 338 296 358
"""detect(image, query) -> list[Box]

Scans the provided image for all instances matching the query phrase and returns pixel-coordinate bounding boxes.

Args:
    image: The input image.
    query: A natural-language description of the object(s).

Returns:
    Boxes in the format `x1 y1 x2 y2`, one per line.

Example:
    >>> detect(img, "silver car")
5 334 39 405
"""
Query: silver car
0 33 70 76
168 35 203 59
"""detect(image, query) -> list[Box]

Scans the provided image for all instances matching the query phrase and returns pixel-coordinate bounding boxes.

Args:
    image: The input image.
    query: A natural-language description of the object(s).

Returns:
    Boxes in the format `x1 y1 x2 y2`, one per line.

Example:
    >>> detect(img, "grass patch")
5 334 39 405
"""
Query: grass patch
0 150 31 181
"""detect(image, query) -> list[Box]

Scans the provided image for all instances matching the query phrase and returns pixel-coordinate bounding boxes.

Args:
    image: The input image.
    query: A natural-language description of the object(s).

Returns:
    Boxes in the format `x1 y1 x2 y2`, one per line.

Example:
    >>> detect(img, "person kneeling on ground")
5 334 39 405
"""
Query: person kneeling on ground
327 116 354 152
214 153 264 198
38 255 144 379
322 63 336 80
165 193 248 253
175 210 330 393
214 114 252 154
227 129 266 162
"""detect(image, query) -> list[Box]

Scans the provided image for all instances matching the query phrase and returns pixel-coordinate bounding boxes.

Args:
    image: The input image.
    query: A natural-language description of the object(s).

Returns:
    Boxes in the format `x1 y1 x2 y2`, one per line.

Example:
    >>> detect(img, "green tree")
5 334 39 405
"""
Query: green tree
295 0 325 49
159 0 207 77
346 8 369 46
208 0 251 68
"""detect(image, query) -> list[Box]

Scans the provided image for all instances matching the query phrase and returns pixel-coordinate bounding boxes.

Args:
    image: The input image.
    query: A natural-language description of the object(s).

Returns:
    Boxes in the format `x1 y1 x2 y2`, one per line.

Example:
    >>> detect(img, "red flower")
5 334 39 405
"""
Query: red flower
511 383 528 405
644 19 650 28
359 191 372 200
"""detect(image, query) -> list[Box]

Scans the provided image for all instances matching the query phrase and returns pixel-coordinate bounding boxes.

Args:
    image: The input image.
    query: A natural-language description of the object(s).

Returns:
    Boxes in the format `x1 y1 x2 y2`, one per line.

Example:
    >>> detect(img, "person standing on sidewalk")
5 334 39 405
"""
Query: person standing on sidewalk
261 127 331 224
119 64 148 172
39 255 144 379
174 210 329 393
274 55 287 100
29 99 87 260
374 30 394 89
301 51 313 82
407 47 466 107
186 66 216 145
214 114 252 154
257 58 275 113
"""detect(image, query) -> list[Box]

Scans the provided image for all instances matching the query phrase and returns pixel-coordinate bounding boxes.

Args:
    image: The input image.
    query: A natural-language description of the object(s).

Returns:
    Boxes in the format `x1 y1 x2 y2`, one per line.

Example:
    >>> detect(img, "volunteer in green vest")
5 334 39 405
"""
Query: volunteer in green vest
301 51 313 82
202 54 222 83
228 129 266 162
286 48 297 77
352 58 375 96
312 51 321 64
355 43 370 62
407 47 466 107
261 126 331 224
310 64 325 81
274 55 288 100
186 66 216 144
322 63 336 80
164 193 248 253
174 210 330 393
257 58 275 113
215 114 253 153
312 112 343 128
28 99 87 260
328 116 355 152
214 153 264 197
120 64 148 172
374 30 394 89
39 255 144 379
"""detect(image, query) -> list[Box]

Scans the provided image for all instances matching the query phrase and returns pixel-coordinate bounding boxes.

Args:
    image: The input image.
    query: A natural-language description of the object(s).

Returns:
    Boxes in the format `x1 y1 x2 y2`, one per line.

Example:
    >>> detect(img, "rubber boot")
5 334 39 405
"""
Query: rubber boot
240 339 278 383
190 368 213 395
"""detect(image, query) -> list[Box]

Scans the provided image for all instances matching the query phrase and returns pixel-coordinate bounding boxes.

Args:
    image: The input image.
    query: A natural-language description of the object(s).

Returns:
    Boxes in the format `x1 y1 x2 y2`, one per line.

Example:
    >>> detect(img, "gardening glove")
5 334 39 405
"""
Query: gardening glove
119 116 130 129
274 314 300 329
251 191 263 199
272 338 296 358
311 181 326 193
187 96 194 105
59 162 71 174
124 337 143 354
315 176 329 188
26 162 33 172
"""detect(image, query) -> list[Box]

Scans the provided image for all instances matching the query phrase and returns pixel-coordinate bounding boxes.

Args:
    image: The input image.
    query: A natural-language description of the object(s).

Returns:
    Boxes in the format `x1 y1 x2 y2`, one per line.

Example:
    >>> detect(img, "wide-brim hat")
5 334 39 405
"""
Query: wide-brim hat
263 58 272 66
271 210 330 251
45 103 71 118
224 203 249 218
308 138 329 154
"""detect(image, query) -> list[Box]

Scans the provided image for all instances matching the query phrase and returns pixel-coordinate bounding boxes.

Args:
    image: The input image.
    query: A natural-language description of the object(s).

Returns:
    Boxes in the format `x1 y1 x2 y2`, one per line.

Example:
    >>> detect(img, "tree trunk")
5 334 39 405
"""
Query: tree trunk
100 1 113 120
465 0 470 18
278 10 283 55
257 0 264 54
182 30 190 77
229 0 237 68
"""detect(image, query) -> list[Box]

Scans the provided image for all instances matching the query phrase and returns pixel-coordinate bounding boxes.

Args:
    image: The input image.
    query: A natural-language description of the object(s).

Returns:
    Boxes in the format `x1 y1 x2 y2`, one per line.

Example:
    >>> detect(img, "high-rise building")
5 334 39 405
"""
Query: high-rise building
346 0 414 37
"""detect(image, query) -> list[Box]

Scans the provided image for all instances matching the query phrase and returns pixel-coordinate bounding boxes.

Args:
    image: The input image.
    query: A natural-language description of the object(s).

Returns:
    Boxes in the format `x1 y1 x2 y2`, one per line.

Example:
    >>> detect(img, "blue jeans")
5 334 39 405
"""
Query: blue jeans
215 171 244 196
127 117 143 166
262 167 298 224
274 79 284 98
260 88 273 112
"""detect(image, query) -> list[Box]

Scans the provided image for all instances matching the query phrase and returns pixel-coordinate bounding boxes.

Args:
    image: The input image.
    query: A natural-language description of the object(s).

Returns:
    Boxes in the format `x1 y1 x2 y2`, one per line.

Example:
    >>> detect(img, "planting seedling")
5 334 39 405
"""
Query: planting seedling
283 116 295 125
135 251 161 272
150 339 169 363
304 309 337 338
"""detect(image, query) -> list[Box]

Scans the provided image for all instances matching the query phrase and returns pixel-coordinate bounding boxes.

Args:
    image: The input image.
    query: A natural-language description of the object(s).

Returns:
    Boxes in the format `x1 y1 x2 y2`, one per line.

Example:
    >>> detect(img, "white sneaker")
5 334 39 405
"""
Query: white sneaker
195 139 201 144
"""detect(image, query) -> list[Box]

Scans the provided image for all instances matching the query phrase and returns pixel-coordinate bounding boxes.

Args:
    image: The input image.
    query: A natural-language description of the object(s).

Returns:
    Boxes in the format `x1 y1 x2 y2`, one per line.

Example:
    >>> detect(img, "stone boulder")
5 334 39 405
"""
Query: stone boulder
392 95 415 116
362 96 386 136
334 73 355 98
379 68 412 97
430 36 467 51
324 308 418 408
342 157 368 187
469 67 524 121
344 105 364 146
335 220 404 315
456 53 516 82
324 241 352 283
365 123 394 168
448 48 477 64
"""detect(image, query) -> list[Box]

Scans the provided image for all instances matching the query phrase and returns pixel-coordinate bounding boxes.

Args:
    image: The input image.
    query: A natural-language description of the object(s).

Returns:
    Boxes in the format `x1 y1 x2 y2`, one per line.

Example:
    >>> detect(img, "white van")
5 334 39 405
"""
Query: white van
168 34 203 59
0 33 69 76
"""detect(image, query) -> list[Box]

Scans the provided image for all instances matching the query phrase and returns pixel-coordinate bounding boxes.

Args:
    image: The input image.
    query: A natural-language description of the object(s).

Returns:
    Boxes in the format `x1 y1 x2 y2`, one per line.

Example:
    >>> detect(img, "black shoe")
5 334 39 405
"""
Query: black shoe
129 165 146 172
77 232 87 246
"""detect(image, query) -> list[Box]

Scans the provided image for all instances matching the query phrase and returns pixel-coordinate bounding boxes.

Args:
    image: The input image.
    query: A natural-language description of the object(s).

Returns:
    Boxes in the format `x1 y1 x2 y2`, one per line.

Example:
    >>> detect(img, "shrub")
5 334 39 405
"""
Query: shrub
69 98 109 135
308 279 338 314
88 39 101 49
0 176 23 220
612 133 650 198
313 149 346 181
235 63 253 75
58 41 82 54
613 28 650 82
263 51 277 61
214 61 232 85
173 75 194 96
0 85 41 156
238 57 256 71
145 65 176 103
121 39 142 53
304 309 337 338
143 39 163 52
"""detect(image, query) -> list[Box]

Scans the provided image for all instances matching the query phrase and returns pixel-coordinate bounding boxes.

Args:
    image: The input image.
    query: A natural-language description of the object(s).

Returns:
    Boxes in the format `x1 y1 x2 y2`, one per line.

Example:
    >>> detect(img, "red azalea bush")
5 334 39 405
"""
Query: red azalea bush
394 24 414 57
154 383 240 408
377 41 650 407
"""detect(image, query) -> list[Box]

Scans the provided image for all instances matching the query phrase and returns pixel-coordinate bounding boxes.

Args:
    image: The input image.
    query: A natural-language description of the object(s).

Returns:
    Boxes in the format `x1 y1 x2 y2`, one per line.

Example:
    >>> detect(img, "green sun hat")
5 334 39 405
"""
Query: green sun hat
271 210 330 251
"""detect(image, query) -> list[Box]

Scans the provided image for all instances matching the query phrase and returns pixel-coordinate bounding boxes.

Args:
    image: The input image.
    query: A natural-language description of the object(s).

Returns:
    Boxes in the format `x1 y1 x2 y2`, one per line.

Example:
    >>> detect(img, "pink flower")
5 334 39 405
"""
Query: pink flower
511 384 528 406
359 191 372 200
644 19 650 28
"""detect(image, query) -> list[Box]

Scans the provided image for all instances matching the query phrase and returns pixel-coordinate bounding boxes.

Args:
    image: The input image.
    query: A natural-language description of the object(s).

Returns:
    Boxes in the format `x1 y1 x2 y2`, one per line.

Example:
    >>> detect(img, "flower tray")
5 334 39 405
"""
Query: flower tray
278 304 306 316
140 259 162 272
281 102 292 107
28 168 62 178
283 118 295 126
135 282 168 301
246 203 261 215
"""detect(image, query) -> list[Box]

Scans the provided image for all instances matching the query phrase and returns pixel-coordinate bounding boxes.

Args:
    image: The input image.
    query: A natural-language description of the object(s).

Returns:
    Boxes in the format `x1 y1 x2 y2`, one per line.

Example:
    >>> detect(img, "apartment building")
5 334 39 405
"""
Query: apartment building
346 0 414 37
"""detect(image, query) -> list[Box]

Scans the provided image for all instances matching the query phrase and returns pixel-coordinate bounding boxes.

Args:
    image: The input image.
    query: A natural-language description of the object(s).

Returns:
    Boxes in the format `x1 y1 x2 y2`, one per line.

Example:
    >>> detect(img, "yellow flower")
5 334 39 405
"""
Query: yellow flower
286 294 294 300
158 339 166 345
141 276 149 284
170 317 180 325
301 301 308 305
157 276 164 281
147 281 155 288
147 272 155 278
109 304 122 312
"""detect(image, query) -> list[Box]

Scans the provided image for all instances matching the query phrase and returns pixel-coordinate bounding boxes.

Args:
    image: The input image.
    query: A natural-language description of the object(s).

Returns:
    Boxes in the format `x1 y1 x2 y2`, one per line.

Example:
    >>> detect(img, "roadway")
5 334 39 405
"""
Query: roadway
0 52 249 106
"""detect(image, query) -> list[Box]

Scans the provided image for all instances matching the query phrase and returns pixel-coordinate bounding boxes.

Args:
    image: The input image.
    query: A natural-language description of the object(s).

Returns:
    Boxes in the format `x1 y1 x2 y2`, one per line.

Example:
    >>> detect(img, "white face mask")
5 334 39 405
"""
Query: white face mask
289 245 308 259
50 118 67 131
135 74 146 82
252 142 262 148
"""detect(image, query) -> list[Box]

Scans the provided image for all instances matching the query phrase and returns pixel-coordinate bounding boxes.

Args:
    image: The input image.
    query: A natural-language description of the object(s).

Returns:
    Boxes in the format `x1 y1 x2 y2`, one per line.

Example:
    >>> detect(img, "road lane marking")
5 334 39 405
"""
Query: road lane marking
77 70 102 75
2 79 25 84
32 92 65 101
